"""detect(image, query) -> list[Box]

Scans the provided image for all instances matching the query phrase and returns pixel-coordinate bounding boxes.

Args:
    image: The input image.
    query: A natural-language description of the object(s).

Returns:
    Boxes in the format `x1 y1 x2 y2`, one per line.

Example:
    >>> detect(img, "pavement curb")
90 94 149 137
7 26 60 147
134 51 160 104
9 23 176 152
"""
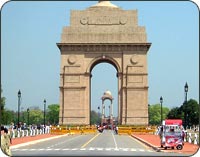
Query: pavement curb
10 134 69 149
131 135 161 152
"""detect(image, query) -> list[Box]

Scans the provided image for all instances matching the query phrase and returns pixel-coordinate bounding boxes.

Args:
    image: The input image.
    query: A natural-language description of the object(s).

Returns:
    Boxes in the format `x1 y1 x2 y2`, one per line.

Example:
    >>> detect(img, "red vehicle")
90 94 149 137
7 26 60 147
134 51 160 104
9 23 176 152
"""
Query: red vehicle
160 119 184 150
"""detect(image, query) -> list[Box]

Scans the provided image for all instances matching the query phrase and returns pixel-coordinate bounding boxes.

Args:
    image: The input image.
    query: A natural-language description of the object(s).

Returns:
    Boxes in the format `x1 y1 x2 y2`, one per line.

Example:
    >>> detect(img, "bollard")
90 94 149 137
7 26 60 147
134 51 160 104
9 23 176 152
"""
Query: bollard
194 133 198 145
12 130 15 138
25 130 28 136
40 129 42 134
36 129 39 135
184 135 187 142
21 130 24 137
30 129 33 136
33 129 36 136
188 133 192 143
17 130 20 138
46 127 49 134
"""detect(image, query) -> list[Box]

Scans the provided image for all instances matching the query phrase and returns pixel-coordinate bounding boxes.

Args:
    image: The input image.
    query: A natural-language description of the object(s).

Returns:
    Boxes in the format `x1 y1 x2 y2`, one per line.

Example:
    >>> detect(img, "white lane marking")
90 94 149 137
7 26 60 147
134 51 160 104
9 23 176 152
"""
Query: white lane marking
130 148 136 151
111 131 118 149
30 149 36 151
46 149 52 151
54 148 60 150
105 148 111 151
38 149 44 151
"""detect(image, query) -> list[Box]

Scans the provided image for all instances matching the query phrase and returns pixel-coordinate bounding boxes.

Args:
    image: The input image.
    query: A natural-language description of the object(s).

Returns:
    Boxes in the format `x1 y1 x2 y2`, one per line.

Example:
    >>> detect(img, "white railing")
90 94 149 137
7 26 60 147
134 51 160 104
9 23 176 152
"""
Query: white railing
186 132 199 145
11 127 50 139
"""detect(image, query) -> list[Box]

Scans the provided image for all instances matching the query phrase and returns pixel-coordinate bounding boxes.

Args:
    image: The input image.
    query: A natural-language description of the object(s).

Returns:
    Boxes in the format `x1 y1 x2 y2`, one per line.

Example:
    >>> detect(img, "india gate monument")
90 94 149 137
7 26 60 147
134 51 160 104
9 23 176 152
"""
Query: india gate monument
57 1 151 125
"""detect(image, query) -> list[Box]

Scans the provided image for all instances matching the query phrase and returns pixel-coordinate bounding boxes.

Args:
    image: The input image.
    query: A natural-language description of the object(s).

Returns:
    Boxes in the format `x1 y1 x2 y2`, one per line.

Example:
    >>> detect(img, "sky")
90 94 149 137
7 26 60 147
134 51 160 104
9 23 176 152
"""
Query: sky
1 1 199 118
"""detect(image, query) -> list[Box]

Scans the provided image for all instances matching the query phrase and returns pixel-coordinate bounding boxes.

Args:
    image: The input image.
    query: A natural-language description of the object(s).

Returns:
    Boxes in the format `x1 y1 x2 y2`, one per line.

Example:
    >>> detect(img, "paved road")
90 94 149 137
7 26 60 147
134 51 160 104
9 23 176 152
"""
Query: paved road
11 130 187 156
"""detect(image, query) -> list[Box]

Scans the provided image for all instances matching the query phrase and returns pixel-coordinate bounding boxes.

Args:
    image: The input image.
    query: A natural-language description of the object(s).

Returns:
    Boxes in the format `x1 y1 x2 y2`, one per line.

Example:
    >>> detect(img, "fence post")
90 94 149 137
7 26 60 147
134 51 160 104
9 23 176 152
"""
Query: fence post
30 129 33 136
33 129 35 136
25 130 28 136
12 130 15 138
21 130 24 137
188 133 192 143
194 133 198 145
17 130 20 138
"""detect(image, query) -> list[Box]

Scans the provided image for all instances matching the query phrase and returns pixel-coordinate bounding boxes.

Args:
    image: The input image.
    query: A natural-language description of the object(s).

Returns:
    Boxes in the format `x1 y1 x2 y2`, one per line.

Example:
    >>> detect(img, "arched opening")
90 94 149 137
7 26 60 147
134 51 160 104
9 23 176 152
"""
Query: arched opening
90 61 118 126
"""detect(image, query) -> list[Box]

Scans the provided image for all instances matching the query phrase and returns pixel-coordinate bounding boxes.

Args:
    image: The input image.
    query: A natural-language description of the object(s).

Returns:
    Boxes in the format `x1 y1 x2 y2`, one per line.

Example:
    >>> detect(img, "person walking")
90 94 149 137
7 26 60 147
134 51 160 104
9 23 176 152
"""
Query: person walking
1 126 12 156
115 126 118 134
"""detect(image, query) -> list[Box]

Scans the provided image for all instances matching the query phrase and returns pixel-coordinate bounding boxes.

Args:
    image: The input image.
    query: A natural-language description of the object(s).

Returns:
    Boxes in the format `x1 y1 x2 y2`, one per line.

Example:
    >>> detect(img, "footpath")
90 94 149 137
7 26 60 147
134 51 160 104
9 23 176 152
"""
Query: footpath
132 134 199 155
10 134 65 149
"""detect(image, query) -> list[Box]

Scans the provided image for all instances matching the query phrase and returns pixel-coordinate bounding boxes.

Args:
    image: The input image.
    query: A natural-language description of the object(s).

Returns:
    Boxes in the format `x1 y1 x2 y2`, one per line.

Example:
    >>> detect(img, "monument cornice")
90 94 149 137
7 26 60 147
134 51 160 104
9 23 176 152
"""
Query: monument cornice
60 73 85 76
57 43 151 53
122 86 149 90
59 86 86 89
125 73 148 75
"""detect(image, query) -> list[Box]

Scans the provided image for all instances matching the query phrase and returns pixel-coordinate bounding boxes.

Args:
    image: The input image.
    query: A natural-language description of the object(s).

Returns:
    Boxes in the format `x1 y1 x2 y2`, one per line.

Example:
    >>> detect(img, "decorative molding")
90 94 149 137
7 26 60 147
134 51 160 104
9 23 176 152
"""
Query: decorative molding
57 43 151 53
59 86 86 89
68 55 77 65
130 55 139 65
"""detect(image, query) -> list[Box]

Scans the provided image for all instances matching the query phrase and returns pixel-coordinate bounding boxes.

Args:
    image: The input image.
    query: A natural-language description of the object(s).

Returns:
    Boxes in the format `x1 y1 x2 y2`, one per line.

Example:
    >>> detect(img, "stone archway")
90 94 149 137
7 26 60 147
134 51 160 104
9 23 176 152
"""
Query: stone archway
57 1 151 125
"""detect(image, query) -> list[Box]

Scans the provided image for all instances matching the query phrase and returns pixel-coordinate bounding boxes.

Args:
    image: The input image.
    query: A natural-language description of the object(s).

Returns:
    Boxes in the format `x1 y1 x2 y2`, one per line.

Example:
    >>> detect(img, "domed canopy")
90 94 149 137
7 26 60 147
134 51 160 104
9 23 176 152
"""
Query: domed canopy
104 90 112 96
102 90 113 100
90 1 119 8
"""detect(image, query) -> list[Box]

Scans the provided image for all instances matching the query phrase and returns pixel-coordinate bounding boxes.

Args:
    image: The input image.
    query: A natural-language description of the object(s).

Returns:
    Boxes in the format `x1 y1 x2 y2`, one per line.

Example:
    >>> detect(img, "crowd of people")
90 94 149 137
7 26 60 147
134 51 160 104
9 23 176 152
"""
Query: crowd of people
1 123 51 156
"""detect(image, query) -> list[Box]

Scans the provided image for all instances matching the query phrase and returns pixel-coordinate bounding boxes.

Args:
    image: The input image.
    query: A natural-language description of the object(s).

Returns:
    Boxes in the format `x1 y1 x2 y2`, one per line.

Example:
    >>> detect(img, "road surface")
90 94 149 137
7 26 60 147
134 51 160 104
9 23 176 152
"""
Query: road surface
11 130 187 156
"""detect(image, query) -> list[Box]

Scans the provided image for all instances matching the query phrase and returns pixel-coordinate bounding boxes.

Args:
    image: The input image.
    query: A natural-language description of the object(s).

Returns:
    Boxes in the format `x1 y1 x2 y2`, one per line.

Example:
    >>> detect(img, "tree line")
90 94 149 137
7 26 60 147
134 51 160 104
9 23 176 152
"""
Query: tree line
1 104 60 126
149 99 199 127
1 89 199 127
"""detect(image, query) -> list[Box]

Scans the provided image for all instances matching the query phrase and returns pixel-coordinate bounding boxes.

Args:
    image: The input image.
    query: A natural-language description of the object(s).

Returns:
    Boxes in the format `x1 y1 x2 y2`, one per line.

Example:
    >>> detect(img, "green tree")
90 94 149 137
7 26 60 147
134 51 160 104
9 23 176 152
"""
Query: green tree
149 104 170 125
90 110 100 125
46 104 59 125
29 109 43 125
3 109 15 125
1 87 6 124
167 107 183 119
181 99 199 127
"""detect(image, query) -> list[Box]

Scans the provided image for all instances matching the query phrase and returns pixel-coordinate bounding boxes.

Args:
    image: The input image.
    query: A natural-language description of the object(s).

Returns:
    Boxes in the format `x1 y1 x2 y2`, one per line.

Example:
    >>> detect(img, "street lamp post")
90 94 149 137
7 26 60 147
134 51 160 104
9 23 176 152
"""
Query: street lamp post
184 82 188 129
27 108 29 126
17 90 21 129
44 99 46 133
160 96 163 125
184 82 188 102
98 106 100 124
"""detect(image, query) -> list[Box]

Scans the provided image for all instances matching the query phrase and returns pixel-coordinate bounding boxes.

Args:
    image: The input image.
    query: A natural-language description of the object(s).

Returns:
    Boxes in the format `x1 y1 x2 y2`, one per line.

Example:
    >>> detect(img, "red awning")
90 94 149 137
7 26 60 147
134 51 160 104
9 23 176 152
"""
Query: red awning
164 119 182 125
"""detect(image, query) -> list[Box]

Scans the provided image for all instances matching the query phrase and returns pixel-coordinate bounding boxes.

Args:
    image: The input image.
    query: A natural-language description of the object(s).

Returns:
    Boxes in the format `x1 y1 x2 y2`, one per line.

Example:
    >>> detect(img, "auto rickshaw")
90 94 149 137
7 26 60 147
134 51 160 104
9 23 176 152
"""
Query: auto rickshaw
160 119 184 150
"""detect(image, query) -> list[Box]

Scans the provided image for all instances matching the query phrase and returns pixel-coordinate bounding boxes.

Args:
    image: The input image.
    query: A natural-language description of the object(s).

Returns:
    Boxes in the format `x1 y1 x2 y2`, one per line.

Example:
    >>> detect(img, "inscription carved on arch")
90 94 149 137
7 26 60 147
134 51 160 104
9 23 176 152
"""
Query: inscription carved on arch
80 16 127 25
